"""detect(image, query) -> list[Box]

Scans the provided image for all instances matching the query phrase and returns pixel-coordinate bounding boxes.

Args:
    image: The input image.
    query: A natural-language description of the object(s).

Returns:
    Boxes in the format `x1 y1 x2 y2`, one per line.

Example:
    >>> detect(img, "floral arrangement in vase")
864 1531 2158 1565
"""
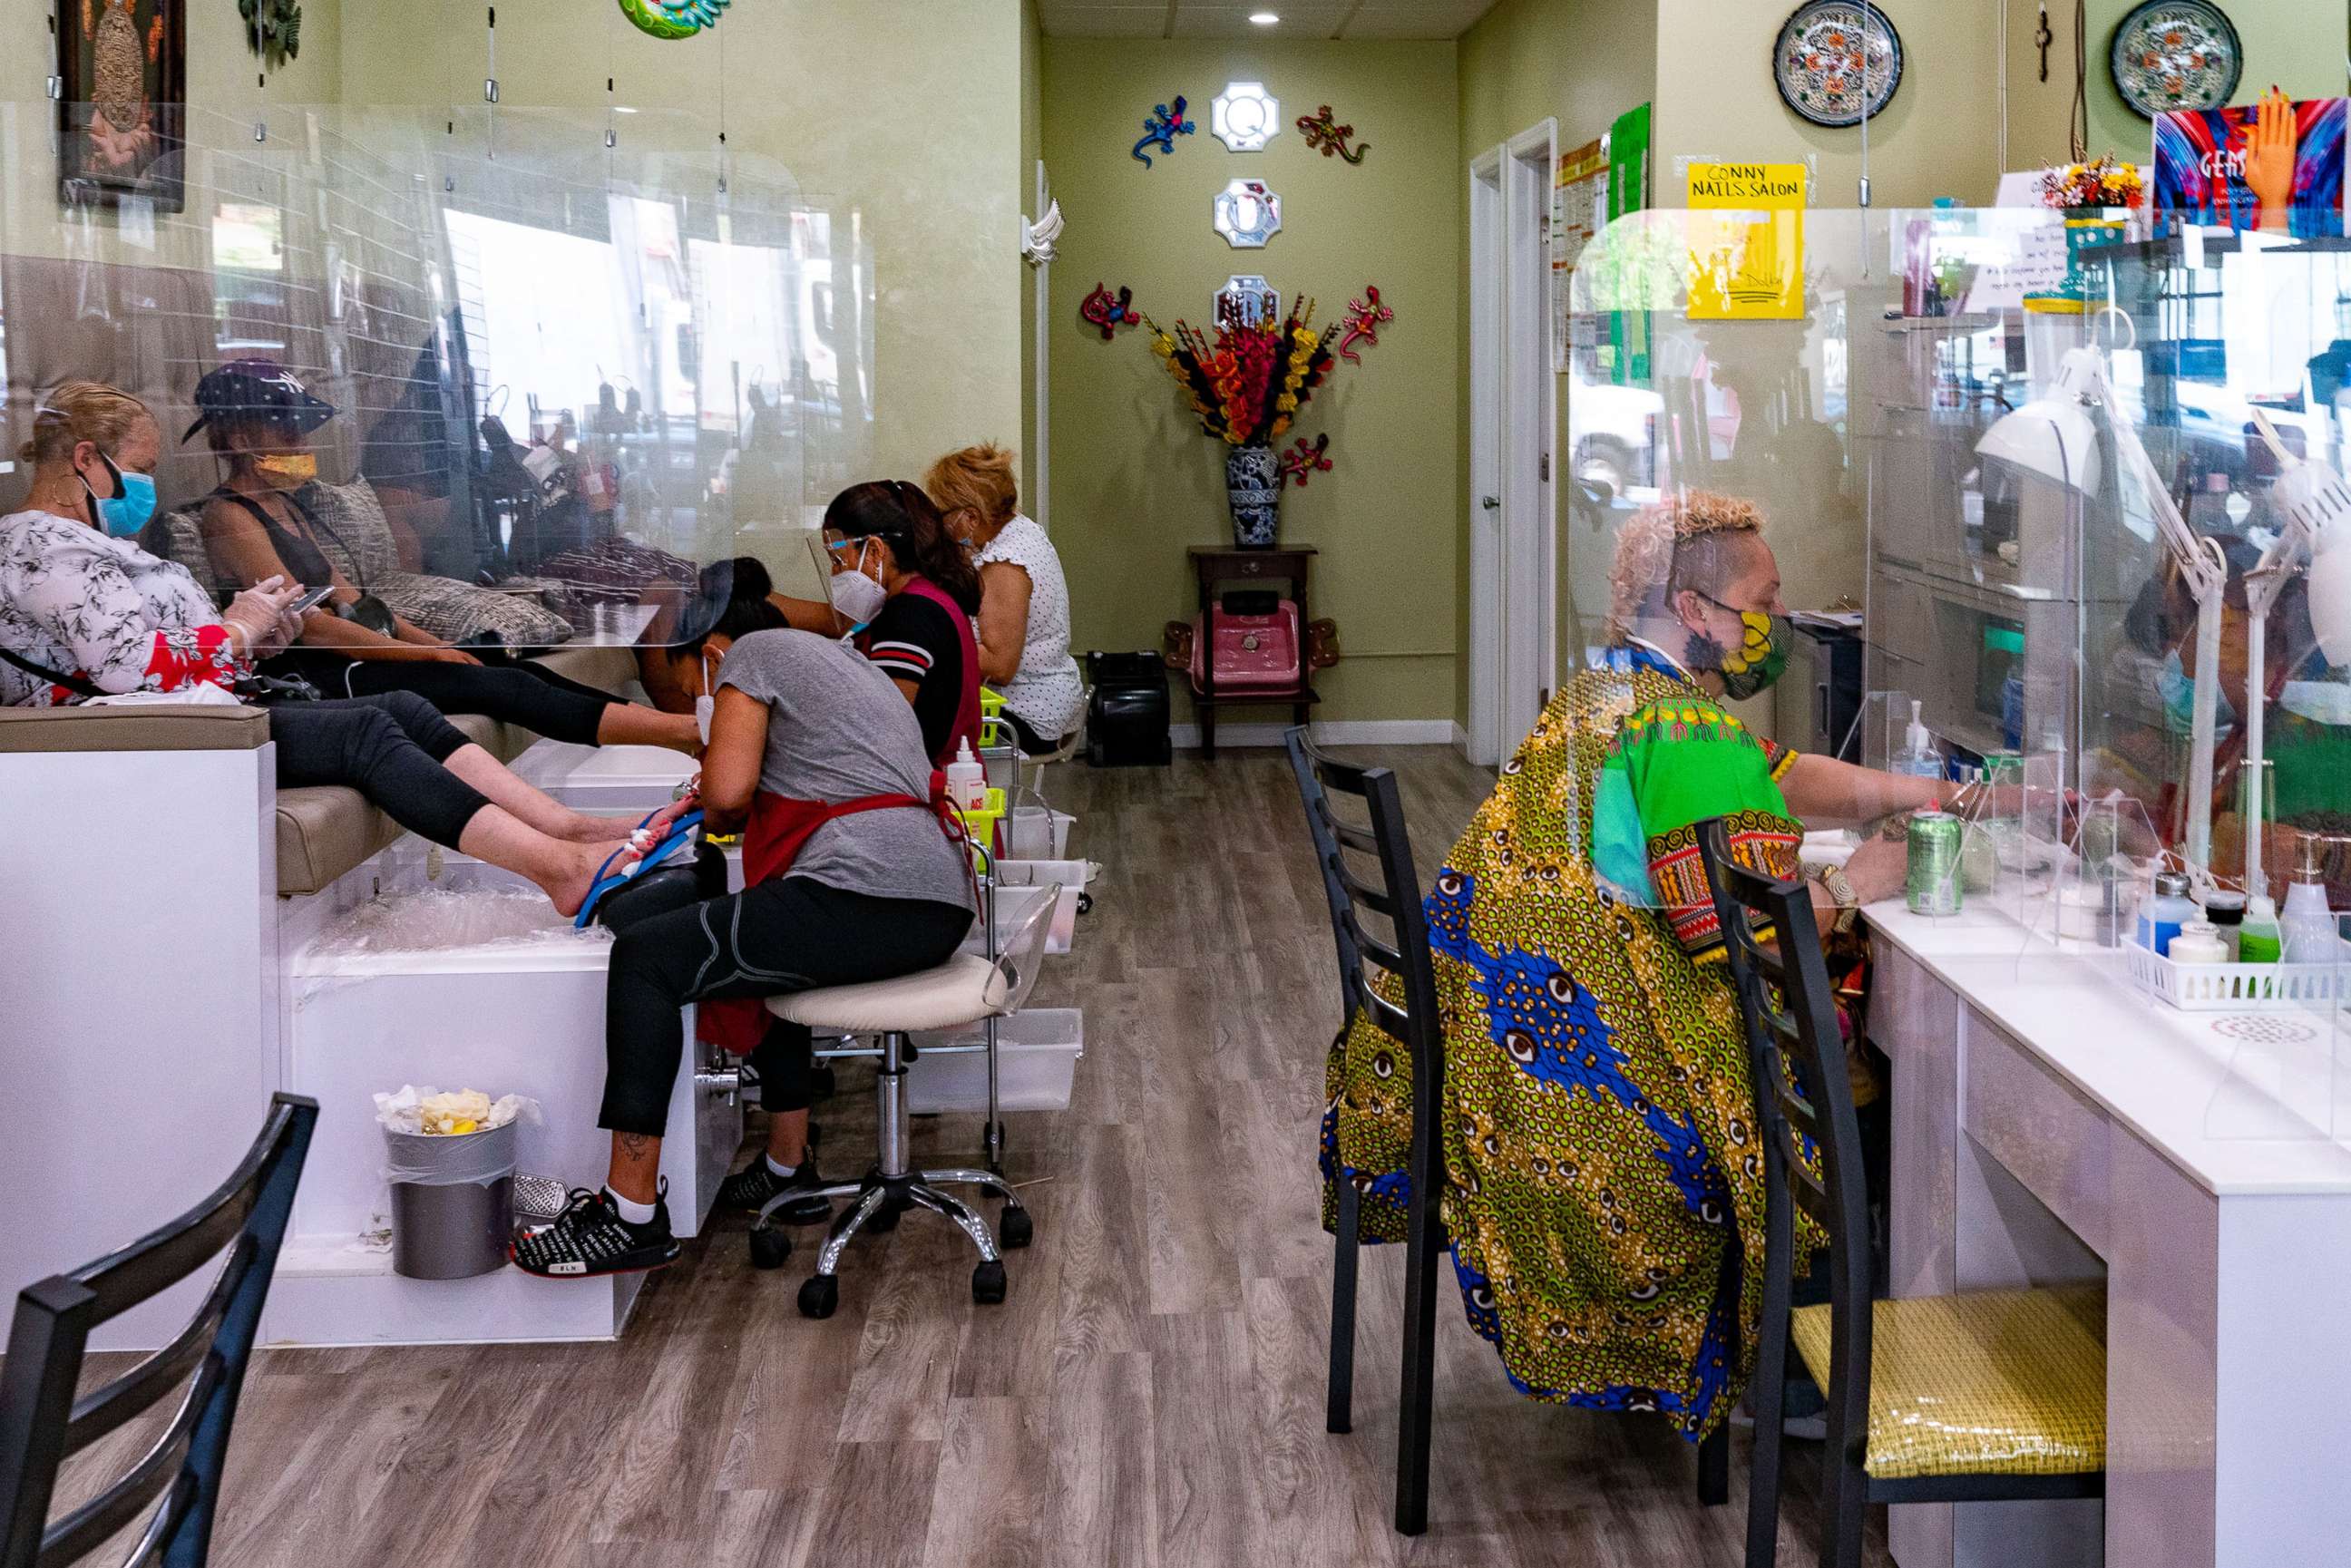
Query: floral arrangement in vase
2028 157 2143 315
2037 157 2143 210
1143 300 1340 547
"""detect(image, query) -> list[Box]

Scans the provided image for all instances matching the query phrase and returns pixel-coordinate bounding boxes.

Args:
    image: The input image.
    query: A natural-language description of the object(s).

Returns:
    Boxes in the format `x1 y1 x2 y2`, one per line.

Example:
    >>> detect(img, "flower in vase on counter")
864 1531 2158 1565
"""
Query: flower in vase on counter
1141 298 1340 448
2039 156 2144 210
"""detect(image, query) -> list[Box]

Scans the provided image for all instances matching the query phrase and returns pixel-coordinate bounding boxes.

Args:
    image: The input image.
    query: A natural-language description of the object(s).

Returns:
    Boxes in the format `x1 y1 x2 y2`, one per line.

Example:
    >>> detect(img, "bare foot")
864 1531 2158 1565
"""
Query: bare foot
547 839 620 919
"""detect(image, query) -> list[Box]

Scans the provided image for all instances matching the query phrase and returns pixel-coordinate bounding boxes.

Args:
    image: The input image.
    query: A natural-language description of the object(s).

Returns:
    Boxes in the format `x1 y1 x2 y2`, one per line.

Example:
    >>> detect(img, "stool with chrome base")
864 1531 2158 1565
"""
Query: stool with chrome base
748 881 1064 1319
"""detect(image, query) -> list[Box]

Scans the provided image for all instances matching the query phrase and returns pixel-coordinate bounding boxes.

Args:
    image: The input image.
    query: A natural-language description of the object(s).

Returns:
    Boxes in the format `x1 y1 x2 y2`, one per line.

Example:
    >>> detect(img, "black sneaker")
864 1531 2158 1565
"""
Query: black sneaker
511 1185 681 1278
716 1156 833 1224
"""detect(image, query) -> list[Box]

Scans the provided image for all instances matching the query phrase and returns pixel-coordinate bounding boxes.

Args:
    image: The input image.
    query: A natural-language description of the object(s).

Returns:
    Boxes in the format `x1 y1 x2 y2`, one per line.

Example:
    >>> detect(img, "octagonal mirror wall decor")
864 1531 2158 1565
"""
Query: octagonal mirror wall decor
1213 180 1283 248
1215 275 1281 327
1212 82 1282 152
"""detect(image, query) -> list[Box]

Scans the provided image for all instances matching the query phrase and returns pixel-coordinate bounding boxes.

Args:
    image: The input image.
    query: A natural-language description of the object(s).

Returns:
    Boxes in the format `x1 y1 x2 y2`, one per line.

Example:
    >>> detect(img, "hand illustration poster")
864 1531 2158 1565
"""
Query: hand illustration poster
1684 162 1807 321
2152 95 2346 239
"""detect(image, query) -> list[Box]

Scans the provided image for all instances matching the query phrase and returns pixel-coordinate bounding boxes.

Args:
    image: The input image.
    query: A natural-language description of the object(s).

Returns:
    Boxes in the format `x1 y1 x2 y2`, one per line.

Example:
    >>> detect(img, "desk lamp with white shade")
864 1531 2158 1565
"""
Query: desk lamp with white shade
1975 342 2232 882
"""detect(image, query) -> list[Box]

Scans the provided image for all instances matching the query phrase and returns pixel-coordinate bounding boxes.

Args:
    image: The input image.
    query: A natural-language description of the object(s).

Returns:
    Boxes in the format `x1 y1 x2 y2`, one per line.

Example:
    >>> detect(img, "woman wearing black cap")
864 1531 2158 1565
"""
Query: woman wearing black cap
186 358 699 753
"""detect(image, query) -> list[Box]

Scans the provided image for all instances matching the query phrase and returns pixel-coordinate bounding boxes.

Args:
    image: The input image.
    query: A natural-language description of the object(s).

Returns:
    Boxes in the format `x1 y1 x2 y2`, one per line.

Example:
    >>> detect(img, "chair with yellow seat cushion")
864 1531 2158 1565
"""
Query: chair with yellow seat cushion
1788 1285 2106 1481
1695 819 2104 1568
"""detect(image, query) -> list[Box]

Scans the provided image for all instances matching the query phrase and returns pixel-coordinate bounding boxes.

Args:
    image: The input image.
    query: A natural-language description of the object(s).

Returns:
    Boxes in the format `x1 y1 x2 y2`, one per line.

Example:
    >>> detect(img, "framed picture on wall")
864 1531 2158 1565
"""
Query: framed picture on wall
56 0 189 212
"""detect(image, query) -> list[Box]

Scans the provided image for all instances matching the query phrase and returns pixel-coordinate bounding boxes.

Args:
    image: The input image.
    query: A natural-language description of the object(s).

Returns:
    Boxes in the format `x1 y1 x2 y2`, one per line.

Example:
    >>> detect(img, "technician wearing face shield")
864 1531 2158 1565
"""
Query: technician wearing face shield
1319 491 1966 1437
189 358 698 753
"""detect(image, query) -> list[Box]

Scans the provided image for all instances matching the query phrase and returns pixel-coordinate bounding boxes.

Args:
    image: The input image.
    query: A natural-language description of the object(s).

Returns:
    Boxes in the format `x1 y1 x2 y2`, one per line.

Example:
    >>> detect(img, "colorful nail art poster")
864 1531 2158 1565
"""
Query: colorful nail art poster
2152 96 2346 239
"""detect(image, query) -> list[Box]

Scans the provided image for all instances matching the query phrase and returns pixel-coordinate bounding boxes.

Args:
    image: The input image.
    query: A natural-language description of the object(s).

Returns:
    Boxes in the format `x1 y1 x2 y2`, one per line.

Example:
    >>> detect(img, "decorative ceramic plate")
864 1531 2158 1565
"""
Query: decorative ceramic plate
1213 180 1283 249
1772 2 1903 128
2109 0 2242 120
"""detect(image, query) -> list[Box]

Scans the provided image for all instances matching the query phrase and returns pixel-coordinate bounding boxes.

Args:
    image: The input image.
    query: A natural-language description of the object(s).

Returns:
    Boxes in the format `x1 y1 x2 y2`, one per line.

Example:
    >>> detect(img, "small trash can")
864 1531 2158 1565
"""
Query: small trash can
383 1120 518 1280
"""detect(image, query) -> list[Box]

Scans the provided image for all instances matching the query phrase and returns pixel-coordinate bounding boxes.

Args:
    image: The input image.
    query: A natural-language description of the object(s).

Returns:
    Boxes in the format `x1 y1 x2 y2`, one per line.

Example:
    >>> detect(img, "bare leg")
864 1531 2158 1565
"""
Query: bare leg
454 804 617 916
597 702 704 755
764 1110 811 1166
609 1130 664 1205
442 744 633 844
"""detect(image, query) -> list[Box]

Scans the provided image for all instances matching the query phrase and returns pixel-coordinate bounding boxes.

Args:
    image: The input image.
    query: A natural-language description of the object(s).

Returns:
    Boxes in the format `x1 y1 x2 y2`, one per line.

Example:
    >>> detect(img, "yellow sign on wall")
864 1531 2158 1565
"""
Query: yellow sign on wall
1684 162 1807 320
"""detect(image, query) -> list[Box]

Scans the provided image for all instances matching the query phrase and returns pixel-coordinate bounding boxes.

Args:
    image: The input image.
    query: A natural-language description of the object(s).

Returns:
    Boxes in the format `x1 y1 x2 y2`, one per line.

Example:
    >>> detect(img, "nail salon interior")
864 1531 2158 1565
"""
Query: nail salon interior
8 1 2351 1564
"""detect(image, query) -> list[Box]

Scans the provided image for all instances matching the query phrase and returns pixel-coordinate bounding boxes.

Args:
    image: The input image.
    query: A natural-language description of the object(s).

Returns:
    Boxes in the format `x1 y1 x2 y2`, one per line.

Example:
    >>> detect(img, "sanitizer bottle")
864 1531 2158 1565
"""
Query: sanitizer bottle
1890 700 1944 779
946 739 988 813
2280 836 2339 966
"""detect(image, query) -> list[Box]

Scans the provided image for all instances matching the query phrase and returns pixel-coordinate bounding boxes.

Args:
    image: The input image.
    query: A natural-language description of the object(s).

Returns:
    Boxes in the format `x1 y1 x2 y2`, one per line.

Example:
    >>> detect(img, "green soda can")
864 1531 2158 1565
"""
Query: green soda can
1907 810 1965 917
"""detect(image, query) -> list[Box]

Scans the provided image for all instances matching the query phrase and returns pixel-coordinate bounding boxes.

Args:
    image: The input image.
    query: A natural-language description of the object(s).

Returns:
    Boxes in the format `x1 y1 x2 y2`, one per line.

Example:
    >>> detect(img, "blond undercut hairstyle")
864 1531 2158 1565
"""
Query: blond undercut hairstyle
922 443 1019 530
1605 489 1767 645
21 381 151 468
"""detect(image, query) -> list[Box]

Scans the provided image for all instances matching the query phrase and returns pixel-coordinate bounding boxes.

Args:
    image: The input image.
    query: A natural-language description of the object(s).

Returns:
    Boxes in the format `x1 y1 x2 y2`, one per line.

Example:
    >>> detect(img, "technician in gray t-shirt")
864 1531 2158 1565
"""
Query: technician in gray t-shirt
515 614 977 1280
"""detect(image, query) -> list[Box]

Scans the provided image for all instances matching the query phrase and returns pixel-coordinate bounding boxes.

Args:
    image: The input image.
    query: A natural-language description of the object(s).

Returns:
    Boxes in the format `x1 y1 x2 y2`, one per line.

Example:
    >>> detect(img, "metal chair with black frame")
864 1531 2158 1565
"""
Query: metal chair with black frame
1283 726 1366 1438
1287 729 1732 1537
0 1093 317 1568
1694 820 2105 1568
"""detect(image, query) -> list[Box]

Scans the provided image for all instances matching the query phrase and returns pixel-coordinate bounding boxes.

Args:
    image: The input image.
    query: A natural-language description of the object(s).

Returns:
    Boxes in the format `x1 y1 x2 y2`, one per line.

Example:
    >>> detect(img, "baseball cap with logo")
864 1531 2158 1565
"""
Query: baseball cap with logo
181 358 338 443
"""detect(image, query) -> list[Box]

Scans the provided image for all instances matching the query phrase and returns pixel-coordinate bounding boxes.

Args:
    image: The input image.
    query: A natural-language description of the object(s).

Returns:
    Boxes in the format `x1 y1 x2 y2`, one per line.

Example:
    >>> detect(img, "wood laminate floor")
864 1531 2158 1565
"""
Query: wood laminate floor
47 746 1888 1567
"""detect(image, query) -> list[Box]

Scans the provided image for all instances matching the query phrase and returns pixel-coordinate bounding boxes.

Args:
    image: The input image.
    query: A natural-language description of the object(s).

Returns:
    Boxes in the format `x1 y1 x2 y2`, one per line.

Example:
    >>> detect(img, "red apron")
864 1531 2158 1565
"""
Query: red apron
697 784 971 1053
861 574 985 766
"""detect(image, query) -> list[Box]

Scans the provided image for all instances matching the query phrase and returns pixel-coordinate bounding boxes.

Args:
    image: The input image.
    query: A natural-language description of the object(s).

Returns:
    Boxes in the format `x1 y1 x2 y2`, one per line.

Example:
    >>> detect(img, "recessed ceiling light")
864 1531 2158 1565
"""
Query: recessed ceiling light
614 105 639 114
1249 11 1280 24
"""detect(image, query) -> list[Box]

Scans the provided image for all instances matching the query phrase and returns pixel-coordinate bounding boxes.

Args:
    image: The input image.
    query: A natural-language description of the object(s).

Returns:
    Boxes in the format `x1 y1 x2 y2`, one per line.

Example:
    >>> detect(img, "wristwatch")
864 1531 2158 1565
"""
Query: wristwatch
1810 862 1861 935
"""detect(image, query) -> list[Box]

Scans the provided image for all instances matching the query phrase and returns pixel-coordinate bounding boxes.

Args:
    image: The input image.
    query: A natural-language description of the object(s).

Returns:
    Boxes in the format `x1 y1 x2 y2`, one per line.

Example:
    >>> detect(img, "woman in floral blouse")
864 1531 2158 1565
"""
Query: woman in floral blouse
2 382 661 916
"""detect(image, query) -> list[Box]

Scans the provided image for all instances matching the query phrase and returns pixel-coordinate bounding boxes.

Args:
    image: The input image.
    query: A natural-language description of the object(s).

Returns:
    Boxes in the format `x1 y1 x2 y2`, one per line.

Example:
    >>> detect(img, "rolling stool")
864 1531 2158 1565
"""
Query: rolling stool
748 881 1065 1318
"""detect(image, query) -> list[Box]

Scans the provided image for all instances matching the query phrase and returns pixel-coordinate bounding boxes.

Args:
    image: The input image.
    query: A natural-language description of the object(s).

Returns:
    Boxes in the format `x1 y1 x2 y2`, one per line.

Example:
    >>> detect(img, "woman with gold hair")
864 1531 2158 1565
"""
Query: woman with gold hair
1322 489 1963 1440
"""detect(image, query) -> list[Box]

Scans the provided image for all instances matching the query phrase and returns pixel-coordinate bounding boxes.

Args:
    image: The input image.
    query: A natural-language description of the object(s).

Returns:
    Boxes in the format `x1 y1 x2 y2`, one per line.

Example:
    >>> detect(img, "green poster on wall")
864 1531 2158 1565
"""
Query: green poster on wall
1606 103 1652 385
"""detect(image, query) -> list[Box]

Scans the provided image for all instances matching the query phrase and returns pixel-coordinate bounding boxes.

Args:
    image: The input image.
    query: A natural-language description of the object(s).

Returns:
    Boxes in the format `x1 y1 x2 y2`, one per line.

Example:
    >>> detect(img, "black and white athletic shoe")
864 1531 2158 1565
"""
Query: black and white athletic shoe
716 1156 834 1225
510 1186 680 1278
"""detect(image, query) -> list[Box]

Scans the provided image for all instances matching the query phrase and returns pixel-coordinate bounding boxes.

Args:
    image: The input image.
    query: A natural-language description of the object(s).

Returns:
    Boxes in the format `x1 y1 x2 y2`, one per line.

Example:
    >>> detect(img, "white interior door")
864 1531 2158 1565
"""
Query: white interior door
1468 122 1558 769
1468 155 1502 765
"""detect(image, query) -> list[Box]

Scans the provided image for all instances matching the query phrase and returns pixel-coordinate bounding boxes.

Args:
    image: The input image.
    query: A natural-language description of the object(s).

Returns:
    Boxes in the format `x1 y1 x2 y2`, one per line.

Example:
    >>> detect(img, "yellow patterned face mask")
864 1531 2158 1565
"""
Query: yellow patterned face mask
1700 599 1790 700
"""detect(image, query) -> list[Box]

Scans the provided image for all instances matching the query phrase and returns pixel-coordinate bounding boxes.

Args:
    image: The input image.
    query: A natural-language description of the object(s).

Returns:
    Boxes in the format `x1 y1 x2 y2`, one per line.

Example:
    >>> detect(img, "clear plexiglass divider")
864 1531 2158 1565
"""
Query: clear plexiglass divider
1564 202 2351 1145
0 101 870 653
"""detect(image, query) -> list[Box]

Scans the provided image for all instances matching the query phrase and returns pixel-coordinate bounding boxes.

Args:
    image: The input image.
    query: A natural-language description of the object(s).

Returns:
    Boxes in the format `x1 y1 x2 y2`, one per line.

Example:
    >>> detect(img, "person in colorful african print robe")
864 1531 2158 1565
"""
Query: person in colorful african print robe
1320 491 1950 1440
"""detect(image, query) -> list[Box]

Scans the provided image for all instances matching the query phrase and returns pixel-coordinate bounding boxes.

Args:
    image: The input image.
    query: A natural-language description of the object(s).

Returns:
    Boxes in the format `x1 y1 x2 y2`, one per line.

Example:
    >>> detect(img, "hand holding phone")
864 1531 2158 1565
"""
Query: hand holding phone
289 585 337 616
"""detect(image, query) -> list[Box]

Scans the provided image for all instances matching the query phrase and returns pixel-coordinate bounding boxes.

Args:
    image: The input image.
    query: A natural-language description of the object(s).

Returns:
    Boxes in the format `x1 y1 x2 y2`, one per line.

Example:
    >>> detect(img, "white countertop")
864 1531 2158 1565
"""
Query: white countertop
1865 895 2351 1197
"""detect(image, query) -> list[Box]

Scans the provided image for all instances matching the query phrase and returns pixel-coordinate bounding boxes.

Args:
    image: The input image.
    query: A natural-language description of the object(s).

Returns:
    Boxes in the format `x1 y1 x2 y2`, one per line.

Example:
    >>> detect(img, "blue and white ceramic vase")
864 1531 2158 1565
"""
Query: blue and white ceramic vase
1225 443 1281 548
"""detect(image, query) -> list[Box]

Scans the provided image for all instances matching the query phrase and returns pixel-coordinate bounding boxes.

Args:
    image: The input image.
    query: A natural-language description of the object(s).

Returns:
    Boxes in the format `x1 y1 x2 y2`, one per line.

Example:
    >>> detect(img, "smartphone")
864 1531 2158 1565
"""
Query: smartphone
290 585 337 616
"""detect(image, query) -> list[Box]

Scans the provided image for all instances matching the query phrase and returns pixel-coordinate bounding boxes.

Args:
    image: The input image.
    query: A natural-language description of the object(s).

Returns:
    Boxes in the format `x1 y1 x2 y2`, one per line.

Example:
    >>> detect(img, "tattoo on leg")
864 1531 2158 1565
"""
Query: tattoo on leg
619 1132 653 1160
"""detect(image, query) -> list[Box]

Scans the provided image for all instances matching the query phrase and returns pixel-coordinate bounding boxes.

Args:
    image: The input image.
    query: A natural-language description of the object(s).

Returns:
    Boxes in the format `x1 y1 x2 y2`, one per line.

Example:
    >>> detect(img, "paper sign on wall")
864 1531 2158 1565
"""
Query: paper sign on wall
1684 161 1807 321
1552 138 1610 371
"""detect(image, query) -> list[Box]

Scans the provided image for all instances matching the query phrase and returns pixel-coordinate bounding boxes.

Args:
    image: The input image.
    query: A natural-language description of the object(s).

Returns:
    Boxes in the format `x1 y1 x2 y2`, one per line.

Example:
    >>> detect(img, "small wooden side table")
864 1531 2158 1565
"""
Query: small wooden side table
1185 544 1317 760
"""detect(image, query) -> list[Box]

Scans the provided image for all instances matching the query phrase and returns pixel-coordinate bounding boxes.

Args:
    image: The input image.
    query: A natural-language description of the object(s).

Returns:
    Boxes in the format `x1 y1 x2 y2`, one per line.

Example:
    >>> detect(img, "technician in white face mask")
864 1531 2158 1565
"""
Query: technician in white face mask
814 480 986 768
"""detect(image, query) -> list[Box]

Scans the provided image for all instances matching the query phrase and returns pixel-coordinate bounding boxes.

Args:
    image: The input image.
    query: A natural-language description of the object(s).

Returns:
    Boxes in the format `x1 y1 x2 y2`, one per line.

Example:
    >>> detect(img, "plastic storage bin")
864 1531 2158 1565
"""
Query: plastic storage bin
907 1008 1084 1113
2122 937 2351 1011
383 1121 516 1280
993 859 1087 950
1008 805 1075 859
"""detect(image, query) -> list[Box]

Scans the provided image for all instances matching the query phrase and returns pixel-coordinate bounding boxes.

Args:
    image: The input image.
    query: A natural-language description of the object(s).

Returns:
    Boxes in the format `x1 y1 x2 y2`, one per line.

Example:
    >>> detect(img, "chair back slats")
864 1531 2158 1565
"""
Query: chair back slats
36 1359 220 1568
1694 821 1878 1482
1286 730 1364 1027
63 1236 258 1461
1333 860 1398 920
0 1096 317 1568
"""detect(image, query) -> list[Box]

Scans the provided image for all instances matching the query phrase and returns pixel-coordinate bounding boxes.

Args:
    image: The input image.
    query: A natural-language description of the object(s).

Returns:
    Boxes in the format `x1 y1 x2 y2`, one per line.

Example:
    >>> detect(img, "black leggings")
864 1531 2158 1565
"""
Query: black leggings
600 877 974 1136
266 692 493 849
260 652 613 748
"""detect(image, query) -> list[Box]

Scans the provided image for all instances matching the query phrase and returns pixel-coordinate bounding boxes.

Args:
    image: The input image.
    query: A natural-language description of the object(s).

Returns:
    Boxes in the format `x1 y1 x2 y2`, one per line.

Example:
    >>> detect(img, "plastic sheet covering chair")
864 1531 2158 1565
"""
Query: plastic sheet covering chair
0 1094 317 1568
1291 728 1731 1536
1694 820 2104 1568
756 881 1063 1319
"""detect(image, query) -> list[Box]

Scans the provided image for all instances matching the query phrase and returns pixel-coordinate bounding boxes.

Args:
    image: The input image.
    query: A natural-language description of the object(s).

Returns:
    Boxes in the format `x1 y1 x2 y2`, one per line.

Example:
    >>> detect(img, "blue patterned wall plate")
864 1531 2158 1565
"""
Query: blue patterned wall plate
2109 1 2243 120
1773 3 1904 129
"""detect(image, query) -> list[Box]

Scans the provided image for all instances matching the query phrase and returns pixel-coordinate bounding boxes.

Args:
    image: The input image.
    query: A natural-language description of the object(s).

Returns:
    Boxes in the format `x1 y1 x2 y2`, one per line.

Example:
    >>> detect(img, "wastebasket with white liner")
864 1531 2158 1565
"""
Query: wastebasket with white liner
375 1085 532 1280
382 1119 517 1279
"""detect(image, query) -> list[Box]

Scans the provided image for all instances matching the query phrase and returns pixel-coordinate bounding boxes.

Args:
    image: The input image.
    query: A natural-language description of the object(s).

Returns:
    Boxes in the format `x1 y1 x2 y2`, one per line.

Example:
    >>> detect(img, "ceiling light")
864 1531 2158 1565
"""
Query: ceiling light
1249 11 1279 24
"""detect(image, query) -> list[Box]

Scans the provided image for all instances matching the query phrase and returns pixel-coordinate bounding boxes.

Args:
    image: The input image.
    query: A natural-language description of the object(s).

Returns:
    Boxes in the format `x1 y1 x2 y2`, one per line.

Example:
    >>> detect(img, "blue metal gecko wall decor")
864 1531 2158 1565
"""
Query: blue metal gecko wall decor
1132 96 1195 168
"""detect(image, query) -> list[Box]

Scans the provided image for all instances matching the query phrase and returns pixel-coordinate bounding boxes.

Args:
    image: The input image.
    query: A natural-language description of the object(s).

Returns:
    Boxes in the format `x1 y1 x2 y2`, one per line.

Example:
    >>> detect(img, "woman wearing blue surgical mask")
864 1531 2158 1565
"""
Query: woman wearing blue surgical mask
1 381 660 917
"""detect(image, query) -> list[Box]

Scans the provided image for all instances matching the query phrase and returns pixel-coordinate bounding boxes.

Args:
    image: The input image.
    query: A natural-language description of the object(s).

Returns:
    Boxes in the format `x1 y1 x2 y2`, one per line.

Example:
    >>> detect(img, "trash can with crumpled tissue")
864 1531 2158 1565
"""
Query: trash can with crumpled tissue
384 1120 517 1279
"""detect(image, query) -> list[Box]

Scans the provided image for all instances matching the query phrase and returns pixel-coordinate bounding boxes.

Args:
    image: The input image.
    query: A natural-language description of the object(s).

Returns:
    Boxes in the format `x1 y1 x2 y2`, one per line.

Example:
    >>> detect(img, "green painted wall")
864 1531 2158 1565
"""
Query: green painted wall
334 0 1026 484
1458 0 1662 724
1040 37 1462 729
1653 0 2005 209
1020 0 1043 511
2005 0 2347 173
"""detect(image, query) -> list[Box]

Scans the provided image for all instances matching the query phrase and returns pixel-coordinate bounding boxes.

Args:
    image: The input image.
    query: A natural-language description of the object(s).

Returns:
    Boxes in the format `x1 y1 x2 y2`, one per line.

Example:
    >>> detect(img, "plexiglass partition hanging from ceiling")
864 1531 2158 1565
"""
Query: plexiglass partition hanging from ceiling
0 101 872 648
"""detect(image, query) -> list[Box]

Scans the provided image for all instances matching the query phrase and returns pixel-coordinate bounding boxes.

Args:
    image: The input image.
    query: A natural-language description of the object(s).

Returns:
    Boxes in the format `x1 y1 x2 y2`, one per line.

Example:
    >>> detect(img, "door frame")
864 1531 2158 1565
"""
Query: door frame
1465 118 1559 768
